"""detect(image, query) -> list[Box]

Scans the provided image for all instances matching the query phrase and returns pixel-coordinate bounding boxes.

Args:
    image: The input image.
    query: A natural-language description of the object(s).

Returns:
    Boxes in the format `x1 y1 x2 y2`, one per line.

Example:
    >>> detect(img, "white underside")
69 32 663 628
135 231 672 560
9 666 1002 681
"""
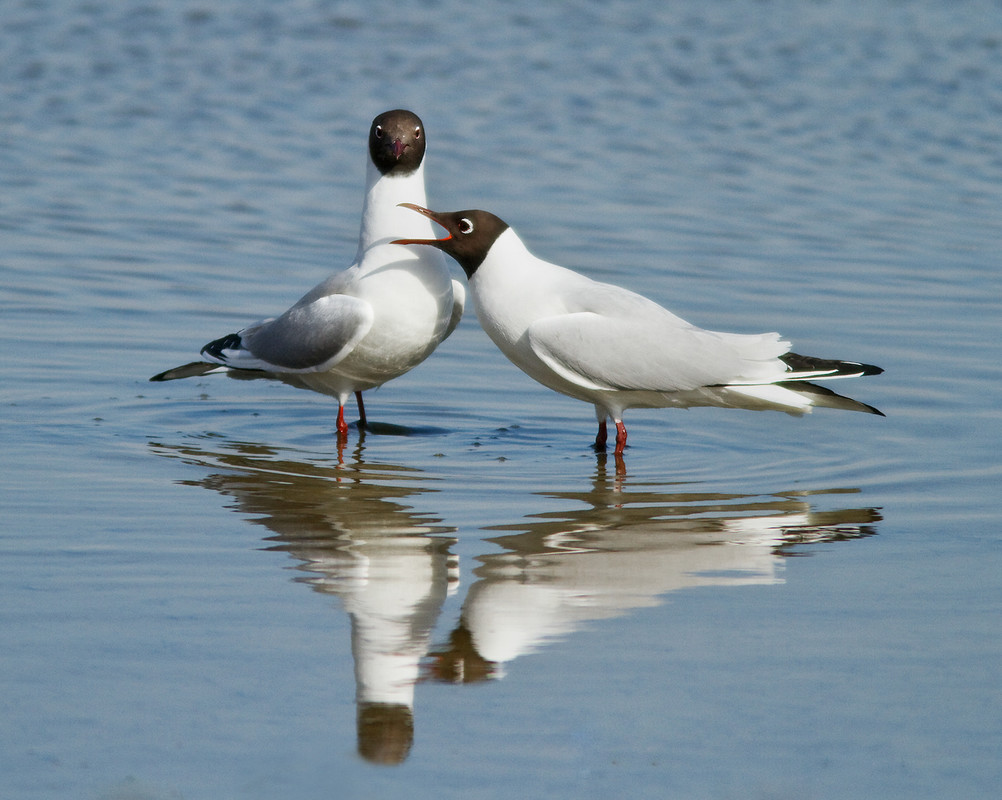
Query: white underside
201 161 465 405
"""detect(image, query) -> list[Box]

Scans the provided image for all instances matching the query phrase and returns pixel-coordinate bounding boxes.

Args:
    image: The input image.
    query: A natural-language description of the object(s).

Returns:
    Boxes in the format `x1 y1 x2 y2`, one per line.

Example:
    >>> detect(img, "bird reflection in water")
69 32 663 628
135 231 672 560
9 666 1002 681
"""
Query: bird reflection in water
150 436 879 763
152 434 457 765
425 467 878 684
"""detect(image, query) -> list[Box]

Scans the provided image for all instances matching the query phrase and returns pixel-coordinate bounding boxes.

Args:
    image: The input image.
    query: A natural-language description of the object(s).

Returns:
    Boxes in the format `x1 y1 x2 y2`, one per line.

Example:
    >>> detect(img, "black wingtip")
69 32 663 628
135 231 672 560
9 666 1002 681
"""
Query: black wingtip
791 380 885 416
200 332 243 361
781 352 884 379
149 361 220 381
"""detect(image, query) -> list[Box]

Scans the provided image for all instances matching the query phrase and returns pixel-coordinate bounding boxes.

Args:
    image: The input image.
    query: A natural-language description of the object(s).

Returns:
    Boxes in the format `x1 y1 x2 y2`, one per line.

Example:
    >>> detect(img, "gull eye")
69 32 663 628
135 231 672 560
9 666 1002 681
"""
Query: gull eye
457 217 474 235
374 125 384 138
414 126 422 139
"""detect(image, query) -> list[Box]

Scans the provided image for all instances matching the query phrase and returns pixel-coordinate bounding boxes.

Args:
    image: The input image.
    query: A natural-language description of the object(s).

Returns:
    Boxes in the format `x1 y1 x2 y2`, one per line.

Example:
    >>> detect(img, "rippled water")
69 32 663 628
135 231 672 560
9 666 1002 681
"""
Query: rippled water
3 2 1002 798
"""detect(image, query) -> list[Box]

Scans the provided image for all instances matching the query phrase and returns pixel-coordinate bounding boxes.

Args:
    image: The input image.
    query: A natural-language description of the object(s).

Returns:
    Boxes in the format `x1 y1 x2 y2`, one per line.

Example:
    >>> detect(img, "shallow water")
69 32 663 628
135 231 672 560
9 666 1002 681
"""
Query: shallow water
3 1 1002 798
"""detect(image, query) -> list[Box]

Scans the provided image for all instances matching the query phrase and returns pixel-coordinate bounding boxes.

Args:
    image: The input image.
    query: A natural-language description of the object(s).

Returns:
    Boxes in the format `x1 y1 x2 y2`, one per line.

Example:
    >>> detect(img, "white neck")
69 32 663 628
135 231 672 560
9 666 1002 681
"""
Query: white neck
470 229 569 330
477 229 538 280
355 160 436 259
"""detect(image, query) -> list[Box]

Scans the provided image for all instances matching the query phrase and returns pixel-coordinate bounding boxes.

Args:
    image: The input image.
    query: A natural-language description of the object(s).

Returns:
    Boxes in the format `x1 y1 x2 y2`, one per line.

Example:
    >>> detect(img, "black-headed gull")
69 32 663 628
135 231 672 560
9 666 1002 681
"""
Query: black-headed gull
151 110 465 438
393 205 882 455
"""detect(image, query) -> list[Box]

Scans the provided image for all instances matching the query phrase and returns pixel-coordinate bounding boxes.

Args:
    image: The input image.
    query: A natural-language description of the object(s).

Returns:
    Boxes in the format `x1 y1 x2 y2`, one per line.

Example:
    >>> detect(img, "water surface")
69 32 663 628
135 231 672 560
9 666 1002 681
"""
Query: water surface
3 2 1001 798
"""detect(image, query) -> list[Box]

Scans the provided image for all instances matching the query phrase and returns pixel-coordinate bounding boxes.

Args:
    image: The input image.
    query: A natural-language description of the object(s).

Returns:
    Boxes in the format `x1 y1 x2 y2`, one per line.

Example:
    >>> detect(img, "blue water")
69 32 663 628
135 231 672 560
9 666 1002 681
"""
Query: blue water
3 1 1002 798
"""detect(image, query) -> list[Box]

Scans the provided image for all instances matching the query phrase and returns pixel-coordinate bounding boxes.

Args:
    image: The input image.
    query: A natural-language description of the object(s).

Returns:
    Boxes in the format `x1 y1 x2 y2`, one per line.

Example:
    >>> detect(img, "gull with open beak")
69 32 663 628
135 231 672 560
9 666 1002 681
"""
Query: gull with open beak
393 203 882 456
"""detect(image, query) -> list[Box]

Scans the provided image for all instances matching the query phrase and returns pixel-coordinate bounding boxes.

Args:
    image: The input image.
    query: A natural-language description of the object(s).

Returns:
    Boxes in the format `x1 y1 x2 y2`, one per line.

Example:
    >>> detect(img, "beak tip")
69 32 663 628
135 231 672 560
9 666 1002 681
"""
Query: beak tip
397 202 431 214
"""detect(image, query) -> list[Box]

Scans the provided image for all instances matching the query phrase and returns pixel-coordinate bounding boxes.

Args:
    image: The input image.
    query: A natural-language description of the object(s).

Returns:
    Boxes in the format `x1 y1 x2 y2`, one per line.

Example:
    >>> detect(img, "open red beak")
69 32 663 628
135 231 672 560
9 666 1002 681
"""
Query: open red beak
391 203 452 245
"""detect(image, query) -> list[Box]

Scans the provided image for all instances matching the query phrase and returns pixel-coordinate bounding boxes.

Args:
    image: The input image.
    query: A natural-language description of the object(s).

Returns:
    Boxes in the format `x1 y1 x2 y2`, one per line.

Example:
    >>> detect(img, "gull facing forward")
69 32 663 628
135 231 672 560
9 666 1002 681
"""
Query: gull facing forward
394 204 882 455
151 110 465 439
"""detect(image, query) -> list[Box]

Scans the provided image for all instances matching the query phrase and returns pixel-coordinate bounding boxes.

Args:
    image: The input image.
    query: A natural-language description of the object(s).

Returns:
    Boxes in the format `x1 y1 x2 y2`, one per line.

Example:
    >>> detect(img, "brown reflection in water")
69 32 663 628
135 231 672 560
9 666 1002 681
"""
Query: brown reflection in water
357 702 415 766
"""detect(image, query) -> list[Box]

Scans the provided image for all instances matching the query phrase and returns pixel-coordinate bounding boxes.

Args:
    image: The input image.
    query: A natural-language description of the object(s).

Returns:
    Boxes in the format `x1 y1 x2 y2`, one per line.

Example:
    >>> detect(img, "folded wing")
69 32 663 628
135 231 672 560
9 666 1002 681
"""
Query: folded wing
205 293 374 373
526 285 790 393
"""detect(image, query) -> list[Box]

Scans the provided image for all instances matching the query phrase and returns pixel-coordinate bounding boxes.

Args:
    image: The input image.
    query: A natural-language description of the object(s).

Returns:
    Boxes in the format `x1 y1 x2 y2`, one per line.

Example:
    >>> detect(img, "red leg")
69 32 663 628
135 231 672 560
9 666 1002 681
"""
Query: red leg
355 391 367 428
594 419 608 449
336 404 349 438
613 420 628 455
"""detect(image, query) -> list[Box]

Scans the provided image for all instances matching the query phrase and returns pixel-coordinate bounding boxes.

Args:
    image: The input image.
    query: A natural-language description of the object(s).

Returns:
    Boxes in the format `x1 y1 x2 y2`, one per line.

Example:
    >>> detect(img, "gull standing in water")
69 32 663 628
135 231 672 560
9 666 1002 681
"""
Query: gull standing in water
394 204 882 457
151 110 465 439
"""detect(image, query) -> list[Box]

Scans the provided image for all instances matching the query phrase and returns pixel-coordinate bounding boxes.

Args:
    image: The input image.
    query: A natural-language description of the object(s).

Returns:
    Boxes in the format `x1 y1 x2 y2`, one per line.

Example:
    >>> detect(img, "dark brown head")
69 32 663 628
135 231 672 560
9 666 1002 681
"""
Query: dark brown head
392 204 510 278
368 109 426 176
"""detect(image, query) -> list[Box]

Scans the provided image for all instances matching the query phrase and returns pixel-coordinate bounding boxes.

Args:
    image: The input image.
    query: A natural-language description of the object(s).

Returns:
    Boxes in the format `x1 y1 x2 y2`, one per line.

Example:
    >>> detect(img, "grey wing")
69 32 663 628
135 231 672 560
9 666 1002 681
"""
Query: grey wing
526 288 789 392
228 294 374 372
443 279 466 340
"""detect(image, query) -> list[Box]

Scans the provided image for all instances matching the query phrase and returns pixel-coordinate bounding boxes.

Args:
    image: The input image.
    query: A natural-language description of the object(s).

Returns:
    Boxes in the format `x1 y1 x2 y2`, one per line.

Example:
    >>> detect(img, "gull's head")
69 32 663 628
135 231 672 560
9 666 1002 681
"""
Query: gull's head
368 109 426 176
392 204 509 278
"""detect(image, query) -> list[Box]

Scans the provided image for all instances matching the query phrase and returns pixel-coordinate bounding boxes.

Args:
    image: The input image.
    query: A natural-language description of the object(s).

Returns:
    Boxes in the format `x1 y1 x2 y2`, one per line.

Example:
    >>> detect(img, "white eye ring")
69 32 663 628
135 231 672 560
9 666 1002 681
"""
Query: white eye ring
374 125 384 138
458 217 474 234
414 126 422 139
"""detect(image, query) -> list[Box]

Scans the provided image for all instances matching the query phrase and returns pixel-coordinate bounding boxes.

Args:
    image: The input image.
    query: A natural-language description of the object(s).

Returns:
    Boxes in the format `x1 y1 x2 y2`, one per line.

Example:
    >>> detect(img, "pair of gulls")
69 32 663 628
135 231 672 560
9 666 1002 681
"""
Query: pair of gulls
152 109 882 455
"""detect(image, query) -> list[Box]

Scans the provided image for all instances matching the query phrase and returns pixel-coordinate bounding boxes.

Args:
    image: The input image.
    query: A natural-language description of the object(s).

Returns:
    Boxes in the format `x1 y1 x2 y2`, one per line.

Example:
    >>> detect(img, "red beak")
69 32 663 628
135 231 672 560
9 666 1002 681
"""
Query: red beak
391 203 451 246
